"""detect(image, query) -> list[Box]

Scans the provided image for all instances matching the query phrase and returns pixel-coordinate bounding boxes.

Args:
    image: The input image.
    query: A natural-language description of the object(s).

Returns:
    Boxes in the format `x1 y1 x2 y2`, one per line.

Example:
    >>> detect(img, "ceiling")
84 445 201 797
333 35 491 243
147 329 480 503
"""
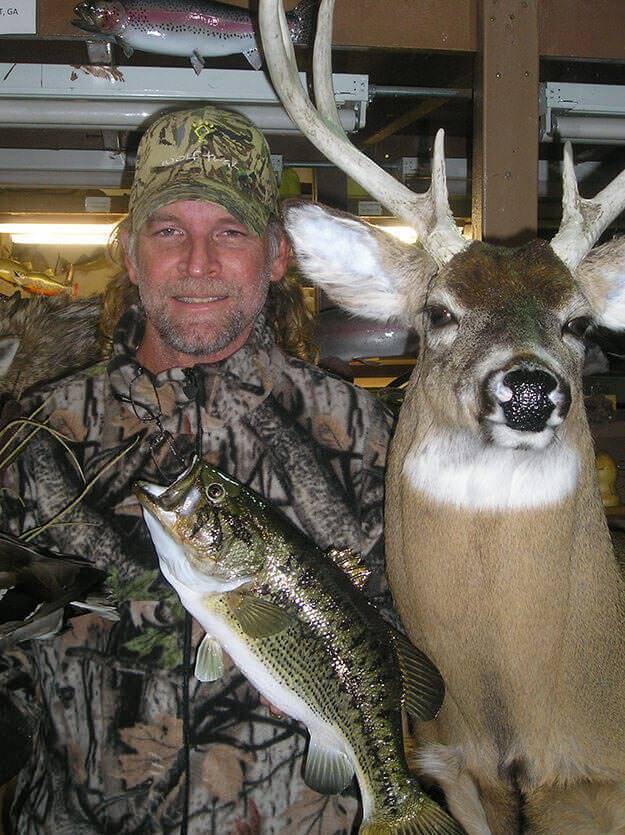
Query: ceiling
1 34 625 226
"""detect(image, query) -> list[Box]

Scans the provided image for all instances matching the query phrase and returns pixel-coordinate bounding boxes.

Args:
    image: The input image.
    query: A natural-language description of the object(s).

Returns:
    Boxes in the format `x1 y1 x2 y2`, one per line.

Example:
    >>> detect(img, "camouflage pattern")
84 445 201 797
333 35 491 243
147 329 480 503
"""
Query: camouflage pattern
0 293 102 399
0 304 394 834
129 106 280 237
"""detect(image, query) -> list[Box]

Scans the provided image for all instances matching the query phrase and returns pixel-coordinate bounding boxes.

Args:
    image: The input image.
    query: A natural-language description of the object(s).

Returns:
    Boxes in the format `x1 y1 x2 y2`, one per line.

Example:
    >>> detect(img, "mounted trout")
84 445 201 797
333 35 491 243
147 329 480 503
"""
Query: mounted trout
72 0 318 72
135 458 461 834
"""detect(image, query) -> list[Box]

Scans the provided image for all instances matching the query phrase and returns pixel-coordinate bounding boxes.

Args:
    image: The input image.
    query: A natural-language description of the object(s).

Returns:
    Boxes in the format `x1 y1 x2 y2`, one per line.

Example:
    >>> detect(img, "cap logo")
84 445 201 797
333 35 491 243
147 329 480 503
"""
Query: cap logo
191 119 218 143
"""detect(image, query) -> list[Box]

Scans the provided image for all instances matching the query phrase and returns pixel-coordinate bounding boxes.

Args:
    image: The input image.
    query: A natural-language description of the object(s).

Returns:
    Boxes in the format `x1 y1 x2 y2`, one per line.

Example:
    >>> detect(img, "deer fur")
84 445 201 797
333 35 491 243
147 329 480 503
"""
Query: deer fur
0 293 103 398
285 202 625 834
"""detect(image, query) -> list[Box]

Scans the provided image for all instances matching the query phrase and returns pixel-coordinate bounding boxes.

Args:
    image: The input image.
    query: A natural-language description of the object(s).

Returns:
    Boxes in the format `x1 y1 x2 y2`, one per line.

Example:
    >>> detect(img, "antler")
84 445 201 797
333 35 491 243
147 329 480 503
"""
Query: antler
550 142 625 271
258 0 469 266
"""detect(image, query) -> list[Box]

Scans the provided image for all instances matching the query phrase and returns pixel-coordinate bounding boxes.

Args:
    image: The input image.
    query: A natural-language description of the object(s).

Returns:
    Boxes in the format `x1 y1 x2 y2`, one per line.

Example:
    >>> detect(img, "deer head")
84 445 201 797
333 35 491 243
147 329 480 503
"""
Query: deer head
260 0 625 471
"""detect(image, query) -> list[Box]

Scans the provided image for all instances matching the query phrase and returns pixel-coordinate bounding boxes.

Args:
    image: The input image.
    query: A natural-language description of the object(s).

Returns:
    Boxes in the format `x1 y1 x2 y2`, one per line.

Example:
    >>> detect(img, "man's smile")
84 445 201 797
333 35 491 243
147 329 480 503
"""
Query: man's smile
173 295 227 304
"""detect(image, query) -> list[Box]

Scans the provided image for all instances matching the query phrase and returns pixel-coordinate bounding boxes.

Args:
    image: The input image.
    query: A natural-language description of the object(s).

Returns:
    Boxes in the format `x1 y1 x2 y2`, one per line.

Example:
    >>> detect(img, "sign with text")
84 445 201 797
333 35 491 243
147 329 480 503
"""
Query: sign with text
0 1 36 35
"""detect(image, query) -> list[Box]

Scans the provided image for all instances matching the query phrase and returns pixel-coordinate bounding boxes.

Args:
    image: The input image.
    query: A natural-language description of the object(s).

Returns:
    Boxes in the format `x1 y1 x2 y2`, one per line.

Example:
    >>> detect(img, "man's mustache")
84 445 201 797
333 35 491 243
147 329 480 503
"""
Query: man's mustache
164 279 232 297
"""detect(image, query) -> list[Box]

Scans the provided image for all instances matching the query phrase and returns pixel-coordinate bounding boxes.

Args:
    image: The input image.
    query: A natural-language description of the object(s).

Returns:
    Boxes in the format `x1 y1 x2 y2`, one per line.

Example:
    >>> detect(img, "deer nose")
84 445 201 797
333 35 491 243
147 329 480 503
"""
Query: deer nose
497 368 562 432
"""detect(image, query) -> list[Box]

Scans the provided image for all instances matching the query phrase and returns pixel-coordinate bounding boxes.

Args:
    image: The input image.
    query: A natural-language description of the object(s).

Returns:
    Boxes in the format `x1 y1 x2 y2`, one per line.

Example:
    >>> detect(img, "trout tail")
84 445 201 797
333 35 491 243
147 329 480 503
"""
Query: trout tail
288 0 320 46
360 792 464 835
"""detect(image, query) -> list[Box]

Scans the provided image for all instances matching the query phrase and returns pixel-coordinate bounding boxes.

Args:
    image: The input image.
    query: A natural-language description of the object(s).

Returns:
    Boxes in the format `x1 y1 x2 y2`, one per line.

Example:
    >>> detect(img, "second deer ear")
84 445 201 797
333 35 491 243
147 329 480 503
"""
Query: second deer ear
574 237 625 330
283 202 437 324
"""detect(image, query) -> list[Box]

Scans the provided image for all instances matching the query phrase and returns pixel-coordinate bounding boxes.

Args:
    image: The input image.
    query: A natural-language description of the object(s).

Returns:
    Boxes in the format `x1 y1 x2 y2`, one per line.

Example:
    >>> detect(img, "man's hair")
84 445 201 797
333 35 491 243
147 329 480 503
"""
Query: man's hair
101 219 317 364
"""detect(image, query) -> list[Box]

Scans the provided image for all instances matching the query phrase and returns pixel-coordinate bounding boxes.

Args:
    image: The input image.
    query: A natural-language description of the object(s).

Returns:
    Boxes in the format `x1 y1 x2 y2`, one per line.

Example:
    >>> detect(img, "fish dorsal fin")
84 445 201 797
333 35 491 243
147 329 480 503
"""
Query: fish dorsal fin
243 47 263 70
391 630 445 721
228 592 292 638
303 734 354 795
325 547 370 589
195 634 225 682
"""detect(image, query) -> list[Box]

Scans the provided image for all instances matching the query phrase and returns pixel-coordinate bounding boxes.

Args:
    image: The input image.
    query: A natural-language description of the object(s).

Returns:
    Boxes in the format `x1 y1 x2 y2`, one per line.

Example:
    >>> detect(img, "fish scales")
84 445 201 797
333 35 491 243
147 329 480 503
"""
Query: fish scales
135 459 462 833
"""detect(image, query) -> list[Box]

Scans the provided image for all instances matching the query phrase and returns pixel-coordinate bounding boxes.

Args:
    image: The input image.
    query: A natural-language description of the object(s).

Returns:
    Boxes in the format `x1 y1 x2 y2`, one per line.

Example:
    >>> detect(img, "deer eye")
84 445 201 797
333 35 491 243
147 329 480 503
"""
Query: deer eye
424 305 457 329
563 316 591 339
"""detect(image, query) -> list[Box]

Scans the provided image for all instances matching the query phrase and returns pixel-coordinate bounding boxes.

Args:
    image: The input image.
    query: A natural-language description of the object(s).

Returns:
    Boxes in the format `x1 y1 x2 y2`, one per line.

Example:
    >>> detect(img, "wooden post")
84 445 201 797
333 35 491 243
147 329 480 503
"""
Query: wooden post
472 0 539 244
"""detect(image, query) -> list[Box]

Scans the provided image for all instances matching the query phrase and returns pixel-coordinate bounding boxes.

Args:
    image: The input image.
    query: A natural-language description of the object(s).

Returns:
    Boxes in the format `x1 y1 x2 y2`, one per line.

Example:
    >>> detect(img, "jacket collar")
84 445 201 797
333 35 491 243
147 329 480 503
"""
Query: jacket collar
107 304 280 432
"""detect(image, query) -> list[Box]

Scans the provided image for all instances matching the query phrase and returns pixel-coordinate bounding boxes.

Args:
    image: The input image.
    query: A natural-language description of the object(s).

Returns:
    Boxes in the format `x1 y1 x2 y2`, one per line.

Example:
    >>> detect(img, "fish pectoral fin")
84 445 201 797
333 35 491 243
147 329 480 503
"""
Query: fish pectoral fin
120 43 134 59
303 735 354 795
190 51 205 75
243 47 263 70
228 594 292 638
392 630 446 722
324 547 370 589
194 634 225 682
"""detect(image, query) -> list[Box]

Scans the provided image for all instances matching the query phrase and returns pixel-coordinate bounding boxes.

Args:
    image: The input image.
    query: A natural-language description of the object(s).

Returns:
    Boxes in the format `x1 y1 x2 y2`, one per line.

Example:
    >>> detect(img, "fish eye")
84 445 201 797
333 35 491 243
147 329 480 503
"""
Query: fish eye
206 482 226 503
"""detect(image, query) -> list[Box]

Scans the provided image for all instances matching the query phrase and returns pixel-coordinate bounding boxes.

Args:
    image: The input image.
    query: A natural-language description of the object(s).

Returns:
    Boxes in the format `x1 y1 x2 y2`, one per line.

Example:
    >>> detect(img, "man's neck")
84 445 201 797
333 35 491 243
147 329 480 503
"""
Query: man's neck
136 321 255 374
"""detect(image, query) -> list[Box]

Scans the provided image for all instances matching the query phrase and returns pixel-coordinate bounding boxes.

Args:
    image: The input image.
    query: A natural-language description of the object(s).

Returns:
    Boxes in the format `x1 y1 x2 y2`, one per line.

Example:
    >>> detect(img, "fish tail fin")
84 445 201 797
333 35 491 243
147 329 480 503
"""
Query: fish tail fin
288 0 320 46
360 793 463 835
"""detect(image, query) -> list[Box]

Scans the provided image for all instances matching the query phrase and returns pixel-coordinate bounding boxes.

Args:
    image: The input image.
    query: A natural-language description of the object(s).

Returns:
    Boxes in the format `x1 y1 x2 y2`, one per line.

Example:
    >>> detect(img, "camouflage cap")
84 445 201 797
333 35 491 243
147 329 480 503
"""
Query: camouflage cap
128 106 280 237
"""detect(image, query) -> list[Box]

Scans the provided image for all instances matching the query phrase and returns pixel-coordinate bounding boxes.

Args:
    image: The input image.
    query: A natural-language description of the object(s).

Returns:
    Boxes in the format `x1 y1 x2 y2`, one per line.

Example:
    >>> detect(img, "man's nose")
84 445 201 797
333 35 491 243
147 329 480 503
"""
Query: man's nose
184 238 219 275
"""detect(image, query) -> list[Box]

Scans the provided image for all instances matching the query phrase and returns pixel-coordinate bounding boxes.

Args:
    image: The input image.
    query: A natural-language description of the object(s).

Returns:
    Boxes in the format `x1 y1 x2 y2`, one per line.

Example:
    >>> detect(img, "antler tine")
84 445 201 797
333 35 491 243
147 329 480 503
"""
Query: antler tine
258 0 468 265
551 141 625 271
312 0 346 137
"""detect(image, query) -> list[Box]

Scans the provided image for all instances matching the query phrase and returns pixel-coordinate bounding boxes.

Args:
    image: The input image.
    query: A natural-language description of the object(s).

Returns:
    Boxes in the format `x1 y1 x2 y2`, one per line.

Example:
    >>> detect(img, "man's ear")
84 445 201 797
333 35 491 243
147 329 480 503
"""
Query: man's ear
268 229 290 284
119 226 138 286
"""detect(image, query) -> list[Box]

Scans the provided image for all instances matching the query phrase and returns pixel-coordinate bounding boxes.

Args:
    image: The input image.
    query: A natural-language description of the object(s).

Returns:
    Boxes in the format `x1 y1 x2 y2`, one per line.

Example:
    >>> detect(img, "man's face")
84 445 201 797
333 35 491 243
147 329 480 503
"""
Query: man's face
124 200 287 372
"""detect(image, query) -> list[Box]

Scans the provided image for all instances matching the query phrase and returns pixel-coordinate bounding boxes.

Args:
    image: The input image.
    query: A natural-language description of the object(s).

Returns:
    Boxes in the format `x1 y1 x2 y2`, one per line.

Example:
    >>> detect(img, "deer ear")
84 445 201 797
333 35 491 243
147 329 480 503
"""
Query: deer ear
0 336 19 378
283 201 436 322
574 237 625 330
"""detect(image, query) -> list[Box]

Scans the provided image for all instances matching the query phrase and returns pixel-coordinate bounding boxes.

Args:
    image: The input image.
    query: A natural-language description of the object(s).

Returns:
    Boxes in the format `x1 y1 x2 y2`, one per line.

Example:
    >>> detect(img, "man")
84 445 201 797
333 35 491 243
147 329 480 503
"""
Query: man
0 105 393 834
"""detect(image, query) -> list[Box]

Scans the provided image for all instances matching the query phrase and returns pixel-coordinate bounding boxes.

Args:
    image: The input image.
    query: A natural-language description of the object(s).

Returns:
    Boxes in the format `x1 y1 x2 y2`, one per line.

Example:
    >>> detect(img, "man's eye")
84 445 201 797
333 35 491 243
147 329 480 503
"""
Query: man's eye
424 305 457 329
154 227 180 238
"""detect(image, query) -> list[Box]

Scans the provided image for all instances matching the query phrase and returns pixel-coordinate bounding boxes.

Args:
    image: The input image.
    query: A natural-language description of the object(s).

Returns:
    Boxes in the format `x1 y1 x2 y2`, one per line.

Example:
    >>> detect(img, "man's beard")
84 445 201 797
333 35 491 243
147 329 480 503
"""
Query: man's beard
137 272 271 357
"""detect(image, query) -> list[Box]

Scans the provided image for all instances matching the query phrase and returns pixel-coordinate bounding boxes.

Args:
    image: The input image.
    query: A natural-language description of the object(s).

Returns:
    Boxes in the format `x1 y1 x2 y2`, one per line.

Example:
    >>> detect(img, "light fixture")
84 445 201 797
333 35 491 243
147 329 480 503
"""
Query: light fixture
0 64 368 135
540 82 625 144
0 223 117 246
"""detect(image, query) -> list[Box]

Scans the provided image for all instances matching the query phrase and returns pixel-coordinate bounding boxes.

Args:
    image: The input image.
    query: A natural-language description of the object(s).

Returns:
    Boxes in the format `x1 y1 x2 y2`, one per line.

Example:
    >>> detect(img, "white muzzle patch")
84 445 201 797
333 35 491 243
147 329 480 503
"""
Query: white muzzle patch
403 429 580 511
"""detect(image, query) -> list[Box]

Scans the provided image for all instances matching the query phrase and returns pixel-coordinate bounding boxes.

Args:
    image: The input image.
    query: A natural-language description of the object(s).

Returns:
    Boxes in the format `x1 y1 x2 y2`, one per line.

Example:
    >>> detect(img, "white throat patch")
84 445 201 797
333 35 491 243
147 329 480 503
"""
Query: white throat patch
403 430 580 511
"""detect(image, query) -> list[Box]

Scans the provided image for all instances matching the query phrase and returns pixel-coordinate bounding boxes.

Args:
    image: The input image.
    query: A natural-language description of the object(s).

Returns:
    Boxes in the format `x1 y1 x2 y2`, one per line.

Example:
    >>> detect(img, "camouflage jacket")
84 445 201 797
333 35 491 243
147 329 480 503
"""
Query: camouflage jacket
0 305 394 835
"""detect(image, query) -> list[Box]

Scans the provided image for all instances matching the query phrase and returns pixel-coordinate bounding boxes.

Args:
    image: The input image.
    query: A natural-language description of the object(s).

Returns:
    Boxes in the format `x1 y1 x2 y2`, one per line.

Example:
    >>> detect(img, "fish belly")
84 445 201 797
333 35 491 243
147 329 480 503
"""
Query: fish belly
120 28 255 59
186 593 348 752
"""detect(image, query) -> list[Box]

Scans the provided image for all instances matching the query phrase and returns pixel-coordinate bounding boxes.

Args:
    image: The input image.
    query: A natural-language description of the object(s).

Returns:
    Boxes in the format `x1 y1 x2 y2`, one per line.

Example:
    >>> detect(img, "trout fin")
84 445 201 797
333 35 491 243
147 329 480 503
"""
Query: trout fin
360 792 463 834
242 47 263 70
190 50 205 76
325 547 370 589
303 734 354 795
228 593 292 638
194 634 225 682
392 630 445 722
120 42 134 59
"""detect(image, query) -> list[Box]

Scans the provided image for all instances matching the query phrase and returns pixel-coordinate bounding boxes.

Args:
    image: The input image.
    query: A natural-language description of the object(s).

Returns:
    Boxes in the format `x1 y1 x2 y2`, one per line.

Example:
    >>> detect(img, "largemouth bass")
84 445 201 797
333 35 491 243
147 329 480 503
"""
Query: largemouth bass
135 458 461 834
72 0 318 72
